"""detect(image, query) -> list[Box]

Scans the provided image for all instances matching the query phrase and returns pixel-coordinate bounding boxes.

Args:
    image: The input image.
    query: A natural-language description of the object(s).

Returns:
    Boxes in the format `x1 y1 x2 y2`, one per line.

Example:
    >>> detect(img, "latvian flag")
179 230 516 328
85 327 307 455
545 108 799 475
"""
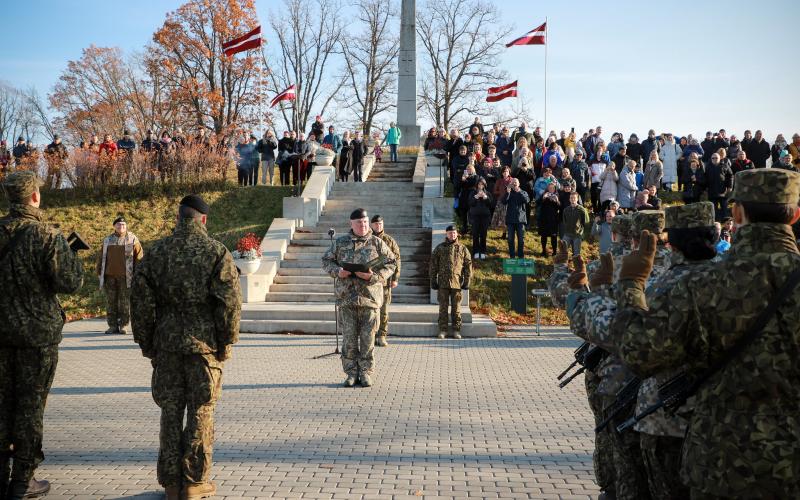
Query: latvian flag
486 81 518 103
270 84 296 108
506 22 547 47
222 26 262 57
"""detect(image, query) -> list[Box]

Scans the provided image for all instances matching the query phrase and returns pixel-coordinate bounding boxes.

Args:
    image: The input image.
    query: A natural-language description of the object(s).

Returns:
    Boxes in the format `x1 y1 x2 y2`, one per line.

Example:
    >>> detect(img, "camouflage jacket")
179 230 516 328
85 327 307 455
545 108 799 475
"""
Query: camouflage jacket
0 204 84 347
321 229 397 308
131 218 242 357
610 223 800 498
375 231 401 284
430 239 472 290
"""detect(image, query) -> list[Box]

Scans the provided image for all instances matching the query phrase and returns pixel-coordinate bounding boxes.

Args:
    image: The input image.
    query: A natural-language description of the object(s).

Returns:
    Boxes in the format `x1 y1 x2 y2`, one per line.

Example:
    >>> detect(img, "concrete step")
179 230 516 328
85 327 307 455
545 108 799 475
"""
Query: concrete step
293 231 431 239
273 275 428 286
242 303 473 323
240 319 495 337
269 283 428 294
264 292 429 304
332 182 421 190
290 239 430 248
283 251 429 261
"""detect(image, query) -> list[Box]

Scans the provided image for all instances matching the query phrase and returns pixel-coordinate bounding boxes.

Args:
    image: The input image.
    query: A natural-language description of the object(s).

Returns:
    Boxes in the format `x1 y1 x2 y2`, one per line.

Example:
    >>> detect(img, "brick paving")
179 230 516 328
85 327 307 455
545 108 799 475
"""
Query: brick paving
37 319 598 499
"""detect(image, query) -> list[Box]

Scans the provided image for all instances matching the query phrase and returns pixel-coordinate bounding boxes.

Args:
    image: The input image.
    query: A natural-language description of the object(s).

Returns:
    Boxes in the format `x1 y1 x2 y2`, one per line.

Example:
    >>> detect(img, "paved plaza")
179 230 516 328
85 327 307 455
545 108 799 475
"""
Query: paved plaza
38 320 598 499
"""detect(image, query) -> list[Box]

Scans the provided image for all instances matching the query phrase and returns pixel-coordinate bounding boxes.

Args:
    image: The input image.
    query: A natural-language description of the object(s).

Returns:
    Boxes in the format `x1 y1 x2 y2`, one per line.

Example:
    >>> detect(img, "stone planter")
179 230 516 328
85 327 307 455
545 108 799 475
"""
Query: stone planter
235 258 261 275
316 149 335 166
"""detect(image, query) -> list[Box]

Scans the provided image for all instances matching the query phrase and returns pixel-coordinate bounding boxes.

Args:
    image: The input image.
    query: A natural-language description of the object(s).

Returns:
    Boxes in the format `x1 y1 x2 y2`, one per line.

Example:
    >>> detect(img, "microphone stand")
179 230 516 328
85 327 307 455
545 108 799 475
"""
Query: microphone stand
314 229 340 359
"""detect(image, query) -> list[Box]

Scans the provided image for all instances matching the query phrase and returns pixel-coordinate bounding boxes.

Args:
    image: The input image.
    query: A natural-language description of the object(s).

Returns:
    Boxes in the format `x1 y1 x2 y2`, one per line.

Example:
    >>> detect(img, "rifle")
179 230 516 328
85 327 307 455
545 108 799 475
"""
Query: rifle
615 267 800 434
557 342 590 380
594 376 641 433
558 344 607 389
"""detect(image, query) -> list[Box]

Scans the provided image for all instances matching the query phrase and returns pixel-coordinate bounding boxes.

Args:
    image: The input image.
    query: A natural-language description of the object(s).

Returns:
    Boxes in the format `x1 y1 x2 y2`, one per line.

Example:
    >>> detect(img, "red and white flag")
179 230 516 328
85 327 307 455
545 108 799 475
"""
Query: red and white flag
270 84 296 108
506 22 547 47
222 26 262 57
486 81 518 103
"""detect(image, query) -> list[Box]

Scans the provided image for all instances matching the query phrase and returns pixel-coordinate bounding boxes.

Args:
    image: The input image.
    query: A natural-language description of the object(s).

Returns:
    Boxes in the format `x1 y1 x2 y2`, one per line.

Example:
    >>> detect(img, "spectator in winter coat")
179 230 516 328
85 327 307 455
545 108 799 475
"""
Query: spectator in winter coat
542 143 564 171
740 130 753 153
744 130 771 168
591 209 615 254
141 130 160 153
350 132 368 182
588 153 606 214
626 134 644 170
11 136 29 165
705 152 734 220
538 183 561 256
641 129 660 166
658 133 682 189
384 122 402 162
495 127 513 167
612 145 631 173
322 126 342 154
451 145 470 187
599 161 619 212
98 134 118 156
557 168 578 222
726 135 742 161
775 151 797 172
788 133 800 168
257 130 279 185
569 151 591 202
634 191 655 211
235 135 257 186
711 128 730 153
731 150 754 175
700 131 715 162
561 192 589 256
310 115 325 139
502 177 530 258
771 134 788 164
634 162 644 191
564 131 578 160
116 130 136 153
607 133 625 159
646 185 662 209
468 177 493 259
681 158 706 203
533 166 557 201
617 160 638 210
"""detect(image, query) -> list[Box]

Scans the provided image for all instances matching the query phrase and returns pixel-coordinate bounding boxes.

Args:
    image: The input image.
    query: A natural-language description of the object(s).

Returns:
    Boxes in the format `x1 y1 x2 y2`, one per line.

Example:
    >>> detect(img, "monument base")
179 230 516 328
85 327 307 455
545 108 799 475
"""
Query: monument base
398 124 421 148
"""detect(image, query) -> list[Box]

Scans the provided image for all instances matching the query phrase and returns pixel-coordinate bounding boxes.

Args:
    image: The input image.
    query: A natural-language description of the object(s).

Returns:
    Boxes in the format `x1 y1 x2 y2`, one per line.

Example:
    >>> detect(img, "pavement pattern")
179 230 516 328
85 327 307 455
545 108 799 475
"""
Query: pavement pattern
36 320 598 499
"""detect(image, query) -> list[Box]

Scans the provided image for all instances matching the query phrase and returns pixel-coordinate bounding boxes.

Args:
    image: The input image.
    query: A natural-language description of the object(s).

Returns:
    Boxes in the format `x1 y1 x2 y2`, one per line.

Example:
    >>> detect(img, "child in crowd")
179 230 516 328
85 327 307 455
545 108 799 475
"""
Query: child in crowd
372 133 383 162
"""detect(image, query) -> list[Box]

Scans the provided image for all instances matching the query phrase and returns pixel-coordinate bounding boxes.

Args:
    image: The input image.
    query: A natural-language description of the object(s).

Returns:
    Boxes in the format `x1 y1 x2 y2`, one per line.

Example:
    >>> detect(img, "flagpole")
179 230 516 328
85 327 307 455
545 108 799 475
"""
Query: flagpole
544 17 548 137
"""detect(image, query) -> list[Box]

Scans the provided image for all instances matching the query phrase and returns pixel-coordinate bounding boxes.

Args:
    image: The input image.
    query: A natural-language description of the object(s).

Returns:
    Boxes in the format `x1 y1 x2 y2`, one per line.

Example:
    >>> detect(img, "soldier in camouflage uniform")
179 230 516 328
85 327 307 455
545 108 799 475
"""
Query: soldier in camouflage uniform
131 194 242 500
0 171 84 499
430 225 472 339
607 169 800 499
321 208 397 387
564 210 669 500
96 216 143 335
370 214 401 347
566 203 719 500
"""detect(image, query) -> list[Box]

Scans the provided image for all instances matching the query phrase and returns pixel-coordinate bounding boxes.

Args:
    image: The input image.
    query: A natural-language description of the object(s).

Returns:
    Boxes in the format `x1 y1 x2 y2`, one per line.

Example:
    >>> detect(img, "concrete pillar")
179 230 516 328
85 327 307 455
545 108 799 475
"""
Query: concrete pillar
397 0 420 147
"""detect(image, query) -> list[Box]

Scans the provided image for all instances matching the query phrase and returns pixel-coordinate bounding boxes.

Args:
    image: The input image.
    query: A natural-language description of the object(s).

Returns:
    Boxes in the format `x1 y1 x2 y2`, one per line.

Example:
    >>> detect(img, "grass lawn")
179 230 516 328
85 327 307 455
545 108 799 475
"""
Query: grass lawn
2 182 291 320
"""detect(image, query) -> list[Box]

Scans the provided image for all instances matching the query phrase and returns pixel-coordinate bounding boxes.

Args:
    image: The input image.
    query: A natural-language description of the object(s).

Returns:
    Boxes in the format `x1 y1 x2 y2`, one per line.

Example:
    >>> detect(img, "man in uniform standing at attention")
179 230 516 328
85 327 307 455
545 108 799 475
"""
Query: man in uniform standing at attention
370 214 401 347
322 208 397 387
96 216 143 335
430 225 472 339
0 171 84 499
131 195 242 500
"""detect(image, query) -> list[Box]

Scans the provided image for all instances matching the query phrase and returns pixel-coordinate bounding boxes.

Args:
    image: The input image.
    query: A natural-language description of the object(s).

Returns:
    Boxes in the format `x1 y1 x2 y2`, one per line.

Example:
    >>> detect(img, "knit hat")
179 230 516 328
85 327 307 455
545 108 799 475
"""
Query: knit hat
665 202 714 229
730 169 800 204
632 210 665 236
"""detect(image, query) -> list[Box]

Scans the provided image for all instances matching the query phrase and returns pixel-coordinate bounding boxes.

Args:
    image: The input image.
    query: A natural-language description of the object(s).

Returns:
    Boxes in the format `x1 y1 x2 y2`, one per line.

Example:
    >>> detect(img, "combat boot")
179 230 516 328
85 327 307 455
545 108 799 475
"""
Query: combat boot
375 336 388 347
164 485 181 500
343 375 356 387
183 481 216 500
359 373 373 387
118 326 128 335
6 478 50 499
597 490 616 500
452 331 462 339
104 327 117 335
437 331 446 339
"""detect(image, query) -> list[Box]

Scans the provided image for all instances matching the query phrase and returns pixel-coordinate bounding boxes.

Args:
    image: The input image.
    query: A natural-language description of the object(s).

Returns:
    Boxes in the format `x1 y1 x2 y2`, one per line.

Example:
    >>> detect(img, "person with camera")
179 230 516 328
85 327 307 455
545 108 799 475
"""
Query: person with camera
502 177 530 258
0 171 84 499
468 177 493 260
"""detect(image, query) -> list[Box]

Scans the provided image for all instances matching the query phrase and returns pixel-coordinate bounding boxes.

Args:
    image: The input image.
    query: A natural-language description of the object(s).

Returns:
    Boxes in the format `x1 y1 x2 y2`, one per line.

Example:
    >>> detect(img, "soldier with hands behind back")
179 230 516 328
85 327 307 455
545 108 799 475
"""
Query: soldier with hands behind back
430 225 472 339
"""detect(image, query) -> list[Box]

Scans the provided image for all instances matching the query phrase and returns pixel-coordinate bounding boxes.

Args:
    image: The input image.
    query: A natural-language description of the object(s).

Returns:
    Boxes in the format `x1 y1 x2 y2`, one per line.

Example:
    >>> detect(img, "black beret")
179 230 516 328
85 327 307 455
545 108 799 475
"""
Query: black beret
370 214 383 223
350 208 368 220
180 194 209 215
445 225 456 232
113 216 126 225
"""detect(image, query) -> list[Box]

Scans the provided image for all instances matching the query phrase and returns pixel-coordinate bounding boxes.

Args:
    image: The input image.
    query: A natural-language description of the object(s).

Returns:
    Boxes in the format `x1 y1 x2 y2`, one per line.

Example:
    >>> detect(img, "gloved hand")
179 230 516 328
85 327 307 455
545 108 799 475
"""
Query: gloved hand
567 255 588 290
620 229 657 287
589 253 615 288
553 240 569 265
216 345 232 363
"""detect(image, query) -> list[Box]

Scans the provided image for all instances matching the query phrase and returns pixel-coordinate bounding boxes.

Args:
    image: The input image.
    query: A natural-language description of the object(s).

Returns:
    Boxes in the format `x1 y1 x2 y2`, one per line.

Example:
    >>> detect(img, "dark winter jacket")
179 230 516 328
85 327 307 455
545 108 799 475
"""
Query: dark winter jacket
502 189 530 225
537 192 560 236
642 137 660 164
569 160 590 192
744 138 770 168
681 165 706 201
468 189 493 219
705 160 734 198
626 142 644 167
257 136 279 160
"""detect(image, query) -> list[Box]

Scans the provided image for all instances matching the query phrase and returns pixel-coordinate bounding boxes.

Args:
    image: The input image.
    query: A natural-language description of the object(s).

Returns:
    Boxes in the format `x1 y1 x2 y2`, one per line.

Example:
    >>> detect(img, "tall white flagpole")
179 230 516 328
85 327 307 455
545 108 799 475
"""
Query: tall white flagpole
544 17 548 137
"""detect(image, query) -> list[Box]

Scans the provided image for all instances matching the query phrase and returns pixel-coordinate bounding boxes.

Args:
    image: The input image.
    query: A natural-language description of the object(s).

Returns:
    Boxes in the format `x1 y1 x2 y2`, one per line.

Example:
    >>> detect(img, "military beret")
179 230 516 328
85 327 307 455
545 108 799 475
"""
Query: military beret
350 208 368 220
2 171 44 203
179 194 209 215
610 214 633 238
370 214 383 223
113 216 127 225
730 169 800 204
445 225 456 232
665 202 715 230
632 210 665 236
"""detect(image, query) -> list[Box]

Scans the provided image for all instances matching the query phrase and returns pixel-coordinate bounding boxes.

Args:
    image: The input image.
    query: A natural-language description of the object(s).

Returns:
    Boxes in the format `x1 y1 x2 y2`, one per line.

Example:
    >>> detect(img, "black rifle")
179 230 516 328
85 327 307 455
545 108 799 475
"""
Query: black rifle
559 344 607 389
615 268 800 434
557 342 590 380
595 376 641 433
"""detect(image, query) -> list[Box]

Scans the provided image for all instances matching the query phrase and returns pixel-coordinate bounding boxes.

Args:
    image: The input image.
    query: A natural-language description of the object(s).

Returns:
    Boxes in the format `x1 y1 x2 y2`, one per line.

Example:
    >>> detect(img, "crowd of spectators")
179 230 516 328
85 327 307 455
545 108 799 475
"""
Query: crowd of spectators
423 120 800 259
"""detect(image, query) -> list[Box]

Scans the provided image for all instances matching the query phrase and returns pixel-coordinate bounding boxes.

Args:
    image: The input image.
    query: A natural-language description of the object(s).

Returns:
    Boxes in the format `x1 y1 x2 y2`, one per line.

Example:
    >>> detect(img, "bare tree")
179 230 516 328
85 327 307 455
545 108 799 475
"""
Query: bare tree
24 87 56 141
339 0 398 136
486 95 541 130
416 0 512 130
0 82 22 143
268 0 345 134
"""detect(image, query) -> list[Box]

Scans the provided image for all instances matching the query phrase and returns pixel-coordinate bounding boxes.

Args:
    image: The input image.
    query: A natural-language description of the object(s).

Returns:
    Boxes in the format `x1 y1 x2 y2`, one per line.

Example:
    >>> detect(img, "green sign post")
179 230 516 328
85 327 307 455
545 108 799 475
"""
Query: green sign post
503 259 535 313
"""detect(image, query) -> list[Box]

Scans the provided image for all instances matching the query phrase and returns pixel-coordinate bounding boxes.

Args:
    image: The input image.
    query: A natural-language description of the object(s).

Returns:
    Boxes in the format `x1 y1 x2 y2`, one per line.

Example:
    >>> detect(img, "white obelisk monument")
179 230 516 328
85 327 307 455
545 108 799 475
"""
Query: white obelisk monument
396 0 420 147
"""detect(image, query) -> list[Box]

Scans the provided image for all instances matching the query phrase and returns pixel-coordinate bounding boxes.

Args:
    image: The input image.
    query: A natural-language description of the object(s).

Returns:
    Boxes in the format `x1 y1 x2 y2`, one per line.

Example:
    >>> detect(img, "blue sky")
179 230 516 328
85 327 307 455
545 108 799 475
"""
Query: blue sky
1 0 797 141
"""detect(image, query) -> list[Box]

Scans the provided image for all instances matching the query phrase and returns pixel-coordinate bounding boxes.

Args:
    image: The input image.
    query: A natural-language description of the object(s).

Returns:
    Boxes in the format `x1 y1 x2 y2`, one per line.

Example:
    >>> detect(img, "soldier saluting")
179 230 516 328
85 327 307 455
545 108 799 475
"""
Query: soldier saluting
0 171 84 499
322 208 397 387
131 194 242 500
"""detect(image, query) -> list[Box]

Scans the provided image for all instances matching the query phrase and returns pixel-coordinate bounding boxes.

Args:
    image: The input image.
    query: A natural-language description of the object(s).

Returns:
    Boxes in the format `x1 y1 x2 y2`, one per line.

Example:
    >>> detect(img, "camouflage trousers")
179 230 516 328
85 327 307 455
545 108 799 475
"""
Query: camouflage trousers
151 351 223 488
585 371 615 492
640 433 689 500
0 346 58 483
605 398 651 500
104 276 131 329
340 305 378 377
378 288 392 337
437 288 462 332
